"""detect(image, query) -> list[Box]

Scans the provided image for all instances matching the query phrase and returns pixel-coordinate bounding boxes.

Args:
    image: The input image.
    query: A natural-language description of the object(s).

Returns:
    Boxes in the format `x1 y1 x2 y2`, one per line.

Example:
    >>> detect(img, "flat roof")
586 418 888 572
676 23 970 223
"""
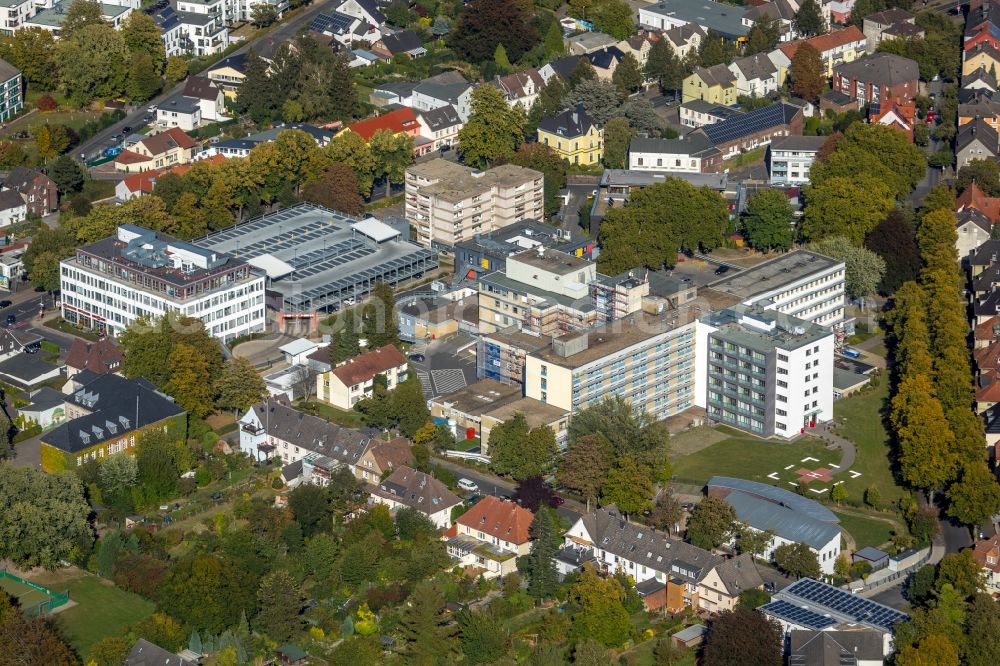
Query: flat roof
707 250 843 302
352 217 400 243
432 378 523 417
481 271 596 312
640 0 750 38
483 326 553 352
196 203 438 313
509 248 591 275
703 306 832 353
600 169 728 190
833 368 870 391
483 396 569 427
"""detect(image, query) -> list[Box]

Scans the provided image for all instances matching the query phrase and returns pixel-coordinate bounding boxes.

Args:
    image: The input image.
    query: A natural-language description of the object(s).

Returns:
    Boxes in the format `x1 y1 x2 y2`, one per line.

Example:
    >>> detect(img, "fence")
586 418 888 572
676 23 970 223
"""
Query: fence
443 450 491 464
846 546 932 596
0 569 70 617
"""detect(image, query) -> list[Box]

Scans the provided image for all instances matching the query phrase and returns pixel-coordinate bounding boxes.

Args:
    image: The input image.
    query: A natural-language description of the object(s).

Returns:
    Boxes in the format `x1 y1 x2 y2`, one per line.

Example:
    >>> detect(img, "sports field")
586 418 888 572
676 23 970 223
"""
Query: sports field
0 571 67 615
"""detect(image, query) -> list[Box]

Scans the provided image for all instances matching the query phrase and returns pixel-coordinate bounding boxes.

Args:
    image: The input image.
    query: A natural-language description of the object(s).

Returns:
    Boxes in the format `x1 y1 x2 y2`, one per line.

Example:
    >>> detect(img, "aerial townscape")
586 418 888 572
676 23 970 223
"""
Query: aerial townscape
4 0 1000 664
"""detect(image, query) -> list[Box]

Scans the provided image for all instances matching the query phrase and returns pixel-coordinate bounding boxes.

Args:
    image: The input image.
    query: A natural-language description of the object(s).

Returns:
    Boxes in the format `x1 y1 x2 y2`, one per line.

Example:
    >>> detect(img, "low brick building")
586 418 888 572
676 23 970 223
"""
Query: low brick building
832 52 919 108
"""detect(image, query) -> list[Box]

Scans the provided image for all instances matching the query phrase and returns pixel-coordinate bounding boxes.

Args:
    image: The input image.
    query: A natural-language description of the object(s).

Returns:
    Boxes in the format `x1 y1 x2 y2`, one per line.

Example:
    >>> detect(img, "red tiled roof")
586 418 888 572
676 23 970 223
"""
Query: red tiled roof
345 108 419 141
331 344 407 386
120 171 159 195
780 26 865 60
457 495 534 545
977 369 1000 404
972 534 1000 573
139 127 198 155
975 315 1000 342
114 150 149 165
65 338 124 374
369 436 414 472
958 182 1000 224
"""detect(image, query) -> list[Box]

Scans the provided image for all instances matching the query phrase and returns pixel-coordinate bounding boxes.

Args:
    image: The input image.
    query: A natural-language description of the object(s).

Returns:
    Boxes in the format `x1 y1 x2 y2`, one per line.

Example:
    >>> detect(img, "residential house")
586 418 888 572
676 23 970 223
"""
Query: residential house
779 26 867 77
415 105 463 151
24 0 133 35
179 76 227 123
113 128 198 173
971 533 1000 596
206 52 253 99
662 23 705 59
343 108 427 156
278 338 320 366
587 46 624 81
238 399 376 479
493 69 546 110
871 102 916 141
2 166 56 216
699 102 804 163
537 105 603 165
957 208 993 261
958 182 1000 226
354 436 413 483
963 67 999 92
124 639 195 666
335 0 384 26
616 31 658 68
39 374 187 473
963 42 1000 79
368 465 461 528
65 338 123 378
679 100 744 128
447 496 534 578
369 80 418 107
862 8 916 51
172 9 229 57
0 0 37 36
200 124 334 159
728 53 780 98
411 77 474 122
154 93 202 132
19 386 68 431
741 0 798 42
0 189 25 227
761 579 909 656
373 30 426 59
682 64 737 105
0 58 21 122
832 52 919 108
560 505 764 614
628 133 720 173
309 11 381 48
957 118 999 169
538 55 584 85
638 0 749 40
315 344 408 409
880 21 923 44
767 135 827 185
787 630 886 666
114 157 224 201
565 31 618 56
959 92 1000 130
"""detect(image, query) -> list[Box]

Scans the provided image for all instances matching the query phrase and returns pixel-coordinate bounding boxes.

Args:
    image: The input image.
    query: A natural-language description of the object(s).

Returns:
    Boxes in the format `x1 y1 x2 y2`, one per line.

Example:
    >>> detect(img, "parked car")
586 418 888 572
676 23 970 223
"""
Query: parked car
764 581 776 593
0 300 11 308
841 347 862 359
714 264 730 275
122 126 132 134
5 314 14 326
408 353 425 362
147 105 157 112
457 478 479 493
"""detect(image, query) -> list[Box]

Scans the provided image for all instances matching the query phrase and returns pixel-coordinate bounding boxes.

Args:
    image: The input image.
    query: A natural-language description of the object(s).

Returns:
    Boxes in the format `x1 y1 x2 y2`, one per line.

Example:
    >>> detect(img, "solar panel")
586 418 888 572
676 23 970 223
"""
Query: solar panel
781 579 908 632
760 600 836 631
703 104 793 145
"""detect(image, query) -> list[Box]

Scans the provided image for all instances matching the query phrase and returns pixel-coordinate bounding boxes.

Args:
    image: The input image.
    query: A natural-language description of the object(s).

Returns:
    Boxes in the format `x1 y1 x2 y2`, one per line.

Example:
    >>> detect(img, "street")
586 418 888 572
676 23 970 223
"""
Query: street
77 0 337 162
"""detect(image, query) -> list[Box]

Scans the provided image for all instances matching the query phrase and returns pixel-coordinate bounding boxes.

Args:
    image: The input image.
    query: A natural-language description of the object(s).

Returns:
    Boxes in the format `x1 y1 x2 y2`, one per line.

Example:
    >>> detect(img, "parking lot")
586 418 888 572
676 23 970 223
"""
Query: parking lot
408 332 479 399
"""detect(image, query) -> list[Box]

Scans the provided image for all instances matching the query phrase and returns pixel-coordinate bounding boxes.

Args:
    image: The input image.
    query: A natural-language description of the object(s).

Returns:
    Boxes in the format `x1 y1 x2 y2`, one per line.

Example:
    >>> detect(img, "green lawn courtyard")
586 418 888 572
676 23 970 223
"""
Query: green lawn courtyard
832 509 898 551
27 568 155 657
829 382 904 504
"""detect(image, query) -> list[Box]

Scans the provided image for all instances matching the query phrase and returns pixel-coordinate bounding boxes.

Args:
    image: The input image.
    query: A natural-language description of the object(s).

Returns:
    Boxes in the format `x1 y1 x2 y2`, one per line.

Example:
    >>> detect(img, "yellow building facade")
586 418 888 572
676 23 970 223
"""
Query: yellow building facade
537 106 603 165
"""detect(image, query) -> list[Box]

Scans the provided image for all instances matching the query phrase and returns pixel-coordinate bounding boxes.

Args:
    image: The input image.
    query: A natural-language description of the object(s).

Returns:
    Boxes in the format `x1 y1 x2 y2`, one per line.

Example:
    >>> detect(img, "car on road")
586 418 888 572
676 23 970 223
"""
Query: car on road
408 353 425 362
457 478 479 493
122 126 132 134
142 115 153 123
0 300 10 309
551 495 565 506
466 494 483 506
714 265 730 275
5 314 14 326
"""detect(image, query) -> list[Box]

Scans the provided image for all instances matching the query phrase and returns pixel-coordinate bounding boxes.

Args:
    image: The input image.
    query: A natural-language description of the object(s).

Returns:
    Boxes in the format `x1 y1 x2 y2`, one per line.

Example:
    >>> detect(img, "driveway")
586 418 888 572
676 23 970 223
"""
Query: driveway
9 432 42 470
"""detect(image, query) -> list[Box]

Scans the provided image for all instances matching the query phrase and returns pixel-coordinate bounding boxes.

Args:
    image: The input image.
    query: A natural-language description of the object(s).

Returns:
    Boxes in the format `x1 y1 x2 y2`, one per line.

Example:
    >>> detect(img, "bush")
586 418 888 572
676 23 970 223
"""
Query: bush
36 95 58 112
271 476 284 490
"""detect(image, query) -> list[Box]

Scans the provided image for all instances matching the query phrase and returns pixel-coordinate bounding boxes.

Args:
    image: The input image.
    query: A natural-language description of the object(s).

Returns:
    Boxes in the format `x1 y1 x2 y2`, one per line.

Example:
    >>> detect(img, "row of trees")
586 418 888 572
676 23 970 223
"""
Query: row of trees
887 188 1000 528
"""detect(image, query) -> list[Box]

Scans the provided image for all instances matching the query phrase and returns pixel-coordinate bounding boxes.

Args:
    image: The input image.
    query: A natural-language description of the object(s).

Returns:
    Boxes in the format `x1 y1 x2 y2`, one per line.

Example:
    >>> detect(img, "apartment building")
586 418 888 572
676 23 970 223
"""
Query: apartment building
368 465 461 529
778 26 867 78
767 135 828 186
0 57 20 124
315 344 408 409
405 158 544 249
537 105 603 165
695 305 834 438
59 224 266 342
523 307 699 419
478 247 601 335
0 0 34 35
704 250 846 328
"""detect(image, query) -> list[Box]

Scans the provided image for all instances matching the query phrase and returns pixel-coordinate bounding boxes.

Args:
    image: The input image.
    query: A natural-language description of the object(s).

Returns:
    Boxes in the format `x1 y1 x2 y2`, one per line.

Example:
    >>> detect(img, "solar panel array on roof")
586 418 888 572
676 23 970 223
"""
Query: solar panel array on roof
760 600 837 631
782 579 909 633
310 12 353 34
702 104 795 146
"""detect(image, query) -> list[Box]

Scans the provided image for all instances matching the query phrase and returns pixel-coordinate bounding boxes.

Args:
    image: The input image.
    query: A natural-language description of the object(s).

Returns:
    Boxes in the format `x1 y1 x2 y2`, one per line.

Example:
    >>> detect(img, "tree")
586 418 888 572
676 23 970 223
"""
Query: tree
458 609 511 664
50 155 85 197
612 52 643 95
747 15 781 54
236 50 278 122
895 634 959 666
809 237 886 299
166 342 214 418
34 123 70 160
936 551 985 598
215 357 265 412
592 0 635 40
0 142 28 169
61 0 105 39
865 209 921 295
250 3 279 27
802 175 896 245
686 496 736 550
891 373 958 495
649 491 684 534
119 313 222 390
773 542 821 579
956 158 1000 196
569 79 622 125
398 581 459 663
99 454 138 500
493 43 512 74
136 430 182 501
165 55 188 85
789 43 824 103
88 636 133 666
742 189 794 252
645 38 683 93
368 129 413 197
509 142 568 216
513 476 559 513
599 178 728 273
127 52 161 102
524 508 560 599
569 566 633 647
557 433 612 503
737 588 770 610
735 525 774 561
0 465 92 569
362 281 399 349
255 570 304 642
601 458 654 515
544 21 564 59
449 0 538 64
57 24 129 106
793 0 826 37
602 116 634 170
158 555 256 633
289 483 330 536
121 12 165 71
703 608 782 666
459 85 525 169
0 605 79 665
325 131 377 197
830 483 847 504
574 639 613 666
918 208 960 276
489 414 557 480
965 593 1000 666
947 462 1000 529
0 28 59 90
698 31 736 68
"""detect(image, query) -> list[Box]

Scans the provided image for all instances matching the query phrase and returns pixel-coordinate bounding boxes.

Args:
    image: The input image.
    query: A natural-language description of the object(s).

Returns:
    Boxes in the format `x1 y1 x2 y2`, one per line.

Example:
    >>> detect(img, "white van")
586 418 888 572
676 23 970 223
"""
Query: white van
457 478 479 493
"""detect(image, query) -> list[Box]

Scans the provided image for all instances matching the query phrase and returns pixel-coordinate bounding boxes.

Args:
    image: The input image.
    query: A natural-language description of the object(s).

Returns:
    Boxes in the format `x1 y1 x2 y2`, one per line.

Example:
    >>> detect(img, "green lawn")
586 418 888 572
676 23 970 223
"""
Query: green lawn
297 400 365 427
28 571 155 657
830 382 905 503
833 509 897 550
671 433 840 490
45 318 101 341
621 637 697 666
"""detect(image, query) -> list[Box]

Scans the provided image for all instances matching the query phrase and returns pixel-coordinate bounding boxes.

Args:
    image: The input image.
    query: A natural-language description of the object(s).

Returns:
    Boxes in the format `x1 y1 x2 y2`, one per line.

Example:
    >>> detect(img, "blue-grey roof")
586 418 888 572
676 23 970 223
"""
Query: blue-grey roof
159 92 200 115
760 599 837 631
726 490 841 550
640 0 750 39
701 103 800 146
709 476 839 523
853 546 889 562
672 624 708 642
